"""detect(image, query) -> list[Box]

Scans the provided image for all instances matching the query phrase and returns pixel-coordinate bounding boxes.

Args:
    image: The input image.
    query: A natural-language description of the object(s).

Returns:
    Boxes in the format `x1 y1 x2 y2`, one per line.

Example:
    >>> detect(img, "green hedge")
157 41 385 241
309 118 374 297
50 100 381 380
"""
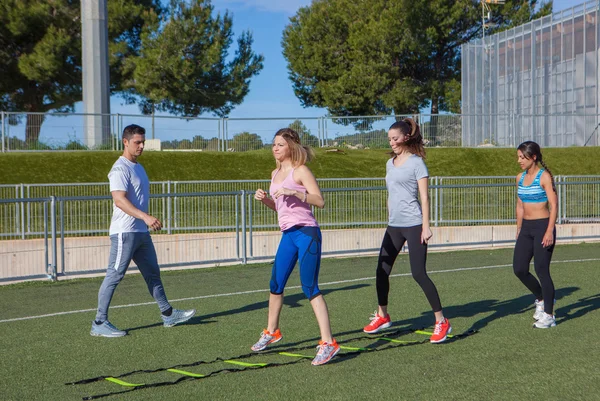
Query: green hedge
1 147 599 184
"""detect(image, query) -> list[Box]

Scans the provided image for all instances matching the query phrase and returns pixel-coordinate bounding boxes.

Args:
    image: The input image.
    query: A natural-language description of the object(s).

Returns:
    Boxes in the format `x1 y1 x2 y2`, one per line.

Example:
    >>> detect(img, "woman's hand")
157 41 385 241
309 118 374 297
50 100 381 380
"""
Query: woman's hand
421 227 433 244
541 231 554 247
254 189 268 201
272 187 298 199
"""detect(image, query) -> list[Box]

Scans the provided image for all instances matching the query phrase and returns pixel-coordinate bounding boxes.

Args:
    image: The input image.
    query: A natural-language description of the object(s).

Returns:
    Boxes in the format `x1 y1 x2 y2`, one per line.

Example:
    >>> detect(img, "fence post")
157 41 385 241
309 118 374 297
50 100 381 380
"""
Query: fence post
217 118 222 152
60 200 65 275
167 181 172 235
50 196 58 281
241 190 247 264
557 176 563 225
248 191 253 258
235 193 240 259
1 111 5 152
434 176 439 227
439 177 444 224
20 183 25 240
44 201 50 280
117 114 123 151
223 118 229 152
318 117 322 148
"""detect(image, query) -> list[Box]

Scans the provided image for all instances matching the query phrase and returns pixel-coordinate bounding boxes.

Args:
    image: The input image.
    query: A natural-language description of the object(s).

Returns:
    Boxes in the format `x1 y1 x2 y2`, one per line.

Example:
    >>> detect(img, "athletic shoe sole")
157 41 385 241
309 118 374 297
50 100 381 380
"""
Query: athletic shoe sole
363 321 392 334
430 326 452 344
90 330 126 338
533 322 556 328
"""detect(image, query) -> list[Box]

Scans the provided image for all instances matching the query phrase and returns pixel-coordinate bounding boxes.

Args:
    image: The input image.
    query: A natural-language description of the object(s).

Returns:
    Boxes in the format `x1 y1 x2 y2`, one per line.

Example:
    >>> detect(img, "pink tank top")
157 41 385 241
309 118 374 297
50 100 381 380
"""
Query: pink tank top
269 168 318 231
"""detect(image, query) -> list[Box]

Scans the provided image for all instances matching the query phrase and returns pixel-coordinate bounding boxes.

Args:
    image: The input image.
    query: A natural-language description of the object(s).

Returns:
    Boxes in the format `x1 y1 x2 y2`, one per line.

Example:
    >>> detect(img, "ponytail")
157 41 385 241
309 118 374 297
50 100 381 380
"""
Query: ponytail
539 160 556 193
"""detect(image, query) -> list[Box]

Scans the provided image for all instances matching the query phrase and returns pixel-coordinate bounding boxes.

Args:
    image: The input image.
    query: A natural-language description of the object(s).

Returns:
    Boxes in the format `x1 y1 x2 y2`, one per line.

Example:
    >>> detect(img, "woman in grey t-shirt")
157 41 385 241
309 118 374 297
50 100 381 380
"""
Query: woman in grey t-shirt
362 118 452 343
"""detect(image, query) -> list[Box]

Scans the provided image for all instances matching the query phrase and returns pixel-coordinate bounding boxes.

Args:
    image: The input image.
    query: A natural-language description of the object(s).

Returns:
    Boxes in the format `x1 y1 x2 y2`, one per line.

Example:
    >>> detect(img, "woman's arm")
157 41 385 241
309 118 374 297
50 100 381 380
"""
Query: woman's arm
417 177 432 244
254 189 277 211
541 172 558 247
516 174 523 239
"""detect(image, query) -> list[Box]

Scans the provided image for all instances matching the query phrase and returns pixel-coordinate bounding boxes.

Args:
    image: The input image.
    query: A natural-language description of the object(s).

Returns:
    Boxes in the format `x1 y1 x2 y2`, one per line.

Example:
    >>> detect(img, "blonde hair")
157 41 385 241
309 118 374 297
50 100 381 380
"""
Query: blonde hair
273 128 315 168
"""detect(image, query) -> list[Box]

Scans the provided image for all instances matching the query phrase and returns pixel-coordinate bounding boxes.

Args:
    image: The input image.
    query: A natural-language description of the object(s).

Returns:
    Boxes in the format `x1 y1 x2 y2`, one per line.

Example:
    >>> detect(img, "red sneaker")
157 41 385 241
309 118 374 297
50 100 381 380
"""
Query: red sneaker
363 311 392 333
430 318 452 343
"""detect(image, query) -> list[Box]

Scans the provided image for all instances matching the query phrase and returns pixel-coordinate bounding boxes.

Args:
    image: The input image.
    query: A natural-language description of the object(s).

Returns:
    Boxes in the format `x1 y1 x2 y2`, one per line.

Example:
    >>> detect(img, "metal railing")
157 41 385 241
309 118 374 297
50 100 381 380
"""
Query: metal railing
2 176 600 238
1 177 599 283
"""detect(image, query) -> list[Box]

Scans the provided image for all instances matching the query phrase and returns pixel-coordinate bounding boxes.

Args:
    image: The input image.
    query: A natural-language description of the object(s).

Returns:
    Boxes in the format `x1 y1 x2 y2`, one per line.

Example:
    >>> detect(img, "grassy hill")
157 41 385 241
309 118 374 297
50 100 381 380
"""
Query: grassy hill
0 147 599 184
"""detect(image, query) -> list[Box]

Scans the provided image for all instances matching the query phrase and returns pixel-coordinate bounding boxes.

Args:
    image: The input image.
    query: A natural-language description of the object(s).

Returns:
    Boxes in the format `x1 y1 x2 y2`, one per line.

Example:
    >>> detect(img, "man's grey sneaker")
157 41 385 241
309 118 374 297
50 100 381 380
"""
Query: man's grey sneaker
533 312 556 328
533 299 545 320
162 309 196 328
90 321 127 338
251 329 282 351
311 339 340 366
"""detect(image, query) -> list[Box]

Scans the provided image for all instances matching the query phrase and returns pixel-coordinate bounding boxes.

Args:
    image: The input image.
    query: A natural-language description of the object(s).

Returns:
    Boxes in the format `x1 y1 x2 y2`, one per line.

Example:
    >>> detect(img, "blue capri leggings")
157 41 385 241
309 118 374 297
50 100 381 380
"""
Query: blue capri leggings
270 225 322 299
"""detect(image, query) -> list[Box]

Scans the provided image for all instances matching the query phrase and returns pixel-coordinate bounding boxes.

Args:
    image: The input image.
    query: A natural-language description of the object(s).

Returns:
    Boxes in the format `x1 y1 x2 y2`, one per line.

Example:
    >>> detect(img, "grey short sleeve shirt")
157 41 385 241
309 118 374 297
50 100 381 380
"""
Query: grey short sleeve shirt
386 154 429 227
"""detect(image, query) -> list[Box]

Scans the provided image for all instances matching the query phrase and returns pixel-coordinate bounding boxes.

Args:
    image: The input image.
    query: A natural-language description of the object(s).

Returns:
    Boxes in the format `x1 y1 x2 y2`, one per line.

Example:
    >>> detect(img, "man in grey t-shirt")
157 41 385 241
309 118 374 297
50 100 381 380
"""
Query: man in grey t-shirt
91 124 196 338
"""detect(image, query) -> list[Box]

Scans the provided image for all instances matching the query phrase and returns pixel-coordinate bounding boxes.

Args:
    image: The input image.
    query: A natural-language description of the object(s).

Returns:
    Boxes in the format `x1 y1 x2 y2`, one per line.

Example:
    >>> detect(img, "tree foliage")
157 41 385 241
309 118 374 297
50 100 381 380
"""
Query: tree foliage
0 0 160 143
127 0 264 117
229 132 263 151
282 0 552 117
288 119 319 147
0 0 263 145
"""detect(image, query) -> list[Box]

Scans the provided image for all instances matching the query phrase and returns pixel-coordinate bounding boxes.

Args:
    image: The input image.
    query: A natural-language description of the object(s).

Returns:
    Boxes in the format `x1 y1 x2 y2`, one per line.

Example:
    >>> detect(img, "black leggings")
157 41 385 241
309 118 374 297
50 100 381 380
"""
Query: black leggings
376 225 442 312
513 218 556 314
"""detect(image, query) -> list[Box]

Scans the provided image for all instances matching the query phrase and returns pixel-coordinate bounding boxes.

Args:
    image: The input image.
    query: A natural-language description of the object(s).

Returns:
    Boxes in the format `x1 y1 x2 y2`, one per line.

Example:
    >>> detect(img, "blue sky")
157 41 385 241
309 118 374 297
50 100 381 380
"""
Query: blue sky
97 0 321 119
92 0 580 119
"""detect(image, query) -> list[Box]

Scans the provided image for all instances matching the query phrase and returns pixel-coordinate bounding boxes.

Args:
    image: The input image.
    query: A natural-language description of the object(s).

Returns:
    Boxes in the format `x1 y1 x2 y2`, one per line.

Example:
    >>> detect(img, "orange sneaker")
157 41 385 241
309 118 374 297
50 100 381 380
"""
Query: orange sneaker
363 311 392 334
430 318 452 343
312 339 340 366
251 328 282 351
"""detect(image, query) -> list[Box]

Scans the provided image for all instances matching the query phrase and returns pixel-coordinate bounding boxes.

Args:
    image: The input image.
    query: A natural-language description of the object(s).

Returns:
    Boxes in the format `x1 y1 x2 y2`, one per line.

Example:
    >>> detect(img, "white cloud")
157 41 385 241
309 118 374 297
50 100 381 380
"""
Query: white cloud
211 0 312 15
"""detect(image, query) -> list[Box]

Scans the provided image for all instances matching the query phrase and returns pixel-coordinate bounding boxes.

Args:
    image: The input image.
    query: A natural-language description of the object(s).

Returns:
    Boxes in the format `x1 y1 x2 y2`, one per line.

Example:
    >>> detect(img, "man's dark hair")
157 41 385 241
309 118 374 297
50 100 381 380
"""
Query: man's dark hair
122 124 146 141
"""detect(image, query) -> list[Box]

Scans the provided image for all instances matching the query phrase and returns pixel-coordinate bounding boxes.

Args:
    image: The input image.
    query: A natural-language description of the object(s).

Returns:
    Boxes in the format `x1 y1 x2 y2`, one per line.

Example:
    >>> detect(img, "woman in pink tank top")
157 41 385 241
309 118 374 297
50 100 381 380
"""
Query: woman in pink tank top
250 128 340 366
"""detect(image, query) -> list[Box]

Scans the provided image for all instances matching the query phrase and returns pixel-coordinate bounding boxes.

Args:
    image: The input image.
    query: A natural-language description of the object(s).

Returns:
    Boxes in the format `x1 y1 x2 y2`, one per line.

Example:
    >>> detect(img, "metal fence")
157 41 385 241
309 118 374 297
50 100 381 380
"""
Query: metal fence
3 111 599 151
462 1 600 147
1 177 599 283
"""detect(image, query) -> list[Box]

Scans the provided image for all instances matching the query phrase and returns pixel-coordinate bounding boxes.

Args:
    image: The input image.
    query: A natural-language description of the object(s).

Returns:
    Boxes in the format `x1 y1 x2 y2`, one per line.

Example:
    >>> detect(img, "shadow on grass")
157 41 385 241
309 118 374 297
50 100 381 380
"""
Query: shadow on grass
125 283 369 333
362 286 581 334
441 286 580 332
556 293 600 324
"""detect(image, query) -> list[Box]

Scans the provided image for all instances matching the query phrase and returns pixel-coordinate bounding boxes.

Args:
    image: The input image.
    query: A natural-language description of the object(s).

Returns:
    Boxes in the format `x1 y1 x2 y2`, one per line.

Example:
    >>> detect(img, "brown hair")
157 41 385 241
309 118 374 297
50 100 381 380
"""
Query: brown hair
388 117 425 158
273 128 315 168
122 124 146 141
517 141 556 192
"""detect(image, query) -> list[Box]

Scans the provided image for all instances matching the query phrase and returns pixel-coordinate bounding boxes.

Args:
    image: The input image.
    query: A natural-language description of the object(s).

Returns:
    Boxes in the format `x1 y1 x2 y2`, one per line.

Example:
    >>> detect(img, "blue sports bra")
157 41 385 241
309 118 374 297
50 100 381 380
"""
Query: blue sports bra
518 170 548 203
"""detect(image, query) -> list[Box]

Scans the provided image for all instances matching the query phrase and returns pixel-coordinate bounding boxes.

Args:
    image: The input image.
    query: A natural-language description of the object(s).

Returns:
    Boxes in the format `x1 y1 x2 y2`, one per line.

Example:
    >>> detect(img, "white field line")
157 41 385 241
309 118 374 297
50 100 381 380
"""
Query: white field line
1 258 598 324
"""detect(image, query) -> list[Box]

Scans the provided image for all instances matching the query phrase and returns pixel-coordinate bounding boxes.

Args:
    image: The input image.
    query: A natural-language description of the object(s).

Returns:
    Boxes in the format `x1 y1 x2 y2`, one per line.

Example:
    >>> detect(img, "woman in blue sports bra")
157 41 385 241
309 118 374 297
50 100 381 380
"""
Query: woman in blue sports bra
514 141 558 329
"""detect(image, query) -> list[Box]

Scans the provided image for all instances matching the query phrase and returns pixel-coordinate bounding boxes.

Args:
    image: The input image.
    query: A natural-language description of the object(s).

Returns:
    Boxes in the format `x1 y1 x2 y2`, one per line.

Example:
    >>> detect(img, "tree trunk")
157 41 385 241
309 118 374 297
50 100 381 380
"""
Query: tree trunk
25 114 46 147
